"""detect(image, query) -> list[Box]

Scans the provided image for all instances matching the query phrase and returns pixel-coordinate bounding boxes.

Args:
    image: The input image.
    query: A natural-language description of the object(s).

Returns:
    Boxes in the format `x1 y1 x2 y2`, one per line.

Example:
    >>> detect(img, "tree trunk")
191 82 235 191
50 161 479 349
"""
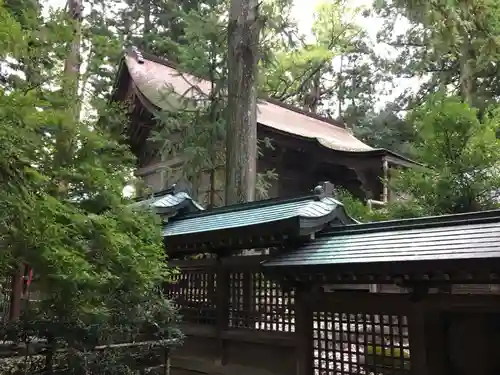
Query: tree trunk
63 0 82 110
225 0 260 205
209 40 218 207
338 55 344 117
459 0 474 105
142 0 151 49
54 0 82 196
303 70 321 113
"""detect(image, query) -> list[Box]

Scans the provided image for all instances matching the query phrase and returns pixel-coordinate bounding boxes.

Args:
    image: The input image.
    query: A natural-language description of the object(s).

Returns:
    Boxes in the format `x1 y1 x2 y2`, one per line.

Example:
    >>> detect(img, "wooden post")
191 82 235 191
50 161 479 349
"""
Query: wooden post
295 285 313 375
215 257 229 365
382 157 389 203
422 311 447 375
163 347 171 375
407 302 428 375
243 271 252 327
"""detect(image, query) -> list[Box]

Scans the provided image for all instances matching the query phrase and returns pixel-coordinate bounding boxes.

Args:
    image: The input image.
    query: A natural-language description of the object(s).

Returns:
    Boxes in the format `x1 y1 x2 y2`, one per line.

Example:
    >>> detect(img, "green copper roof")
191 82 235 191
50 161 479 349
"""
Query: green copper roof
263 209 500 268
130 189 204 215
163 195 356 238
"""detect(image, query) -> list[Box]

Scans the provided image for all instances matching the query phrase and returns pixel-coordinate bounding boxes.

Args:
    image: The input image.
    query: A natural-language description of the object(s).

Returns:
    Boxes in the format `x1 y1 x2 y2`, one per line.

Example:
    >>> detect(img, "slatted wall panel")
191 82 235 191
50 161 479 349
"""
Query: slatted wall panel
228 272 246 328
229 272 295 332
165 269 216 325
313 312 410 375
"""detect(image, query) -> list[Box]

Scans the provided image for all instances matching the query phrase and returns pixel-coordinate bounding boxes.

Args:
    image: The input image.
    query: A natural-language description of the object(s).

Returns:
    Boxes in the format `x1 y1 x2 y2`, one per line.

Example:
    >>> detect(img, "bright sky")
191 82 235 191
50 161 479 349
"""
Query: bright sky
44 0 417 109
44 0 421 114
291 0 418 108
292 0 387 43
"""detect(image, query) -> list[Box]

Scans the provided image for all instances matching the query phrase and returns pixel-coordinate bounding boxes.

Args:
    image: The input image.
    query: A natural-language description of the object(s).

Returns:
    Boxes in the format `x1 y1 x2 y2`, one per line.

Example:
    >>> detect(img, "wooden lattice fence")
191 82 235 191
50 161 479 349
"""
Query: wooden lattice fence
165 258 296 334
228 271 295 332
313 312 410 375
164 256 416 375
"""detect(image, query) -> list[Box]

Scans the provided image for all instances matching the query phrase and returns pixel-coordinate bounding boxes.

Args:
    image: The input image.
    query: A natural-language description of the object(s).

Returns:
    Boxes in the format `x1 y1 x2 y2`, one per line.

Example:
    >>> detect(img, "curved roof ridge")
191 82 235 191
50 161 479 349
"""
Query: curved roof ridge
120 47 418 165
163 195 358 239
125 47 348 130
123 49 371 153
298 196 342 218
130 190 204 215
263 97 347 129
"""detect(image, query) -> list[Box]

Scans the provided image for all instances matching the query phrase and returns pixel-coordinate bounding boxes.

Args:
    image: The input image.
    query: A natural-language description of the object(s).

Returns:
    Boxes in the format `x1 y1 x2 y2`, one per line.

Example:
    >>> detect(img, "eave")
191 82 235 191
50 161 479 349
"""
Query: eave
262 209 500 284
163 194 357 254
110 47 420 168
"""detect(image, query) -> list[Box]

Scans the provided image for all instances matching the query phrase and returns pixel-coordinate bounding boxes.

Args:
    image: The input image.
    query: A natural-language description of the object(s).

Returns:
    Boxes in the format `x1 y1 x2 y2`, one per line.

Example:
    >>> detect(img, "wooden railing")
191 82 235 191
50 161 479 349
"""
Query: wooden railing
166 256 295 335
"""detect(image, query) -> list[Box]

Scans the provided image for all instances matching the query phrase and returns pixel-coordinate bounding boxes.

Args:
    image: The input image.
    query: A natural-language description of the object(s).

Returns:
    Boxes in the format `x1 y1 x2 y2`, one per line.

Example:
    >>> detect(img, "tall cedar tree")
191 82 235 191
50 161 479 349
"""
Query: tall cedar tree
150 2 228 207
148 0 286 206
225 0 260 204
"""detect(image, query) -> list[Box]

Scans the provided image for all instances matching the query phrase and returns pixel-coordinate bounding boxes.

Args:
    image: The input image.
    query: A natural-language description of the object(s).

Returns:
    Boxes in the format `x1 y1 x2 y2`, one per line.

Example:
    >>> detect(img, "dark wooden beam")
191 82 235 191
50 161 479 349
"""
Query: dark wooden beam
295 284 313 375
258 127 384 170
167 234 291 255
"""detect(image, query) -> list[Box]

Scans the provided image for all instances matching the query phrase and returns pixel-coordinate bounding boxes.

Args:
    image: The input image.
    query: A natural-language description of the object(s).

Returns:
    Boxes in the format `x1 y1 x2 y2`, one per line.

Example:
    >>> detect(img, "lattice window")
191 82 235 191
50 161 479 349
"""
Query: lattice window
165 270 216 325
253 273 295 332
313 312 410 375
228 272 246 328
229 272 295 332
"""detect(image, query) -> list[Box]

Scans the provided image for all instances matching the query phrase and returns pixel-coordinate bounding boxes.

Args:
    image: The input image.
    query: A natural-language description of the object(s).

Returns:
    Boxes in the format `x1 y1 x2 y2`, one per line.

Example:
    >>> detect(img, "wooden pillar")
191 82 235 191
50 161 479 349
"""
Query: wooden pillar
424 312 447 375
382 157 389 203
407 302 428 375
215 257 229 365
408 306 448 375
163 348 171 375
243 271 253 328
295 285 313 375
353 167 374 200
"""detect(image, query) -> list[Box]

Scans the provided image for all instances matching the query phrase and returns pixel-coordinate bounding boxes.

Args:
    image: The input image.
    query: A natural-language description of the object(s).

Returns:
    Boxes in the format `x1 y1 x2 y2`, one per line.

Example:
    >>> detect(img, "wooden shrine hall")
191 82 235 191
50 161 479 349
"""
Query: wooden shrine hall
149 184 500 375
110 47 417 206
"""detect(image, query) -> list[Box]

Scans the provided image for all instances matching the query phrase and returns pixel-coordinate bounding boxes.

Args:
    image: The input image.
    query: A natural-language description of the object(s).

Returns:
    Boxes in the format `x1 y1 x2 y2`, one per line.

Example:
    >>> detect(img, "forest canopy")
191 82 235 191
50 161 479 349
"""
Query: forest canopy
0 0 499 369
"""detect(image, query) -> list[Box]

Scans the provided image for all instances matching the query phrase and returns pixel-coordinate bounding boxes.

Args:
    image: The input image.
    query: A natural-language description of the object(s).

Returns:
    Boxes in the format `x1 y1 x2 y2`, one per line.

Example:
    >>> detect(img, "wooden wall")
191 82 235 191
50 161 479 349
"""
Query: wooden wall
166 255 500 375
166 256 297 375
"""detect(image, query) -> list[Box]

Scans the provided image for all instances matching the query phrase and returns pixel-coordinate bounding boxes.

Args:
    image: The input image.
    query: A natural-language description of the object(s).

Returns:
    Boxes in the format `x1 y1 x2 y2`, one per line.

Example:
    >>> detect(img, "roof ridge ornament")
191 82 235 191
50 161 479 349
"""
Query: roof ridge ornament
131 46 145 64
313 181 335 200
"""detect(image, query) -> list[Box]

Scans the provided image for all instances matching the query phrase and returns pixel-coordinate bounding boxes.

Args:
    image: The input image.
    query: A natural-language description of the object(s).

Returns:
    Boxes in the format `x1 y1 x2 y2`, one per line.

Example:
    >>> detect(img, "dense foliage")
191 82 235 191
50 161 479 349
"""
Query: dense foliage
342 95 500 221
390 95 500 215
0 0 180 373
69 0 500 215
1 0 500 367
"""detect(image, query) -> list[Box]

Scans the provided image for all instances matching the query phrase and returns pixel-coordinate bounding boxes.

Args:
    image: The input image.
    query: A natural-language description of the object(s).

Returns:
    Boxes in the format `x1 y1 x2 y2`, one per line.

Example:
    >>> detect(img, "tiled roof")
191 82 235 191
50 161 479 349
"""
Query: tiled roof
163 196 356 238
130 191 204 215
263 210 500 268
122 48 414 162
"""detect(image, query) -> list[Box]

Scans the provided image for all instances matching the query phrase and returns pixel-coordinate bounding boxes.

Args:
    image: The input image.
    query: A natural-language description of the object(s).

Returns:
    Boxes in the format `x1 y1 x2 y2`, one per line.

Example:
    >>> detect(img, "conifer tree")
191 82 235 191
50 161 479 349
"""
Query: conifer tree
0 1 180 372
225 0 261 204
389 95 500 215
148 0 288 206
341 95 500 221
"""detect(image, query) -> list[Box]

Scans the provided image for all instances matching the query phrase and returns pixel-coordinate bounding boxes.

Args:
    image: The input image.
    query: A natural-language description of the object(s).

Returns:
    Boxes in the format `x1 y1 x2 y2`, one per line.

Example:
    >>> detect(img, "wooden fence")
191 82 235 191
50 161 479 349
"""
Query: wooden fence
165 256 412 375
